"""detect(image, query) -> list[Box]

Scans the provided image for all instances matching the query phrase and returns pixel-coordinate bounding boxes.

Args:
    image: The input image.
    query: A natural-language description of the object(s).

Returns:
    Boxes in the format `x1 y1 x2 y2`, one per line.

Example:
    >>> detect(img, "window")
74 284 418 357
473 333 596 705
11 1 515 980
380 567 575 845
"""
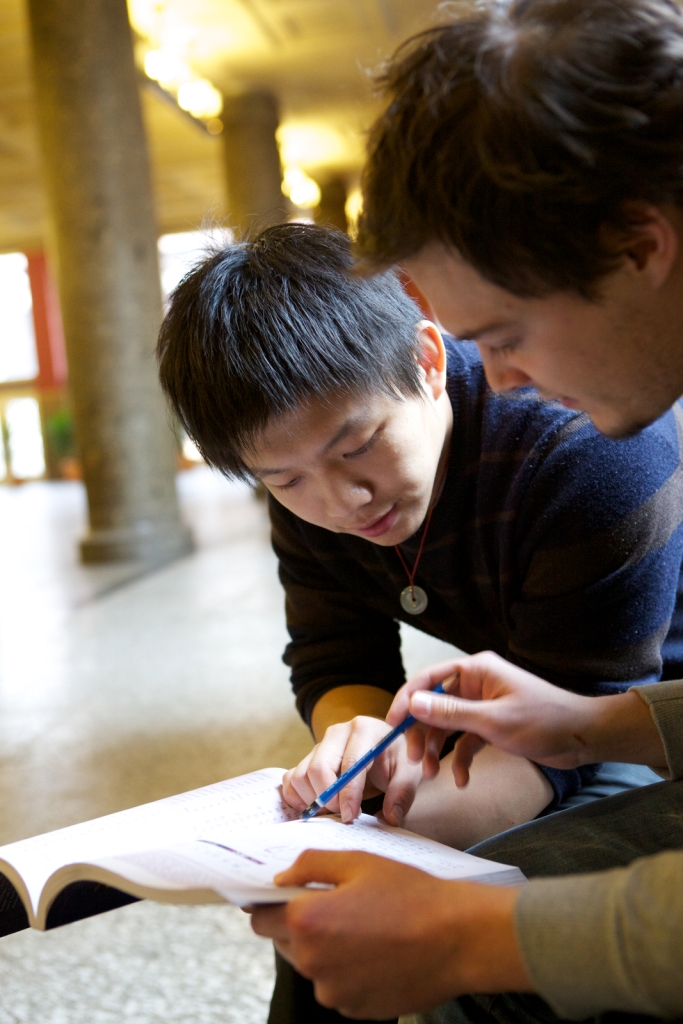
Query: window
0 253 39 383
158 230 232 300
0 425 7 481
5 397 46 479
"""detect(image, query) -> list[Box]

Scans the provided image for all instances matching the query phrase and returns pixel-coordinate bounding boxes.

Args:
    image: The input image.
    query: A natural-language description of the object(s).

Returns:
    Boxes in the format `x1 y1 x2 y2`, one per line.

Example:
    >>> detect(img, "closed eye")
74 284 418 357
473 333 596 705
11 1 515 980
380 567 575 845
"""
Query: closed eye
277 477 301 491
344 431 378 459
488 337 521 356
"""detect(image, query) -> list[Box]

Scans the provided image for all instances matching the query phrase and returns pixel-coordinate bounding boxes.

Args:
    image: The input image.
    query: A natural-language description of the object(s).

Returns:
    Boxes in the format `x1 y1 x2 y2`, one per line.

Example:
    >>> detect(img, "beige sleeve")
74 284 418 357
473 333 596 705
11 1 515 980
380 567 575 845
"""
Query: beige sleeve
632 678 683 780
515 848 683 1020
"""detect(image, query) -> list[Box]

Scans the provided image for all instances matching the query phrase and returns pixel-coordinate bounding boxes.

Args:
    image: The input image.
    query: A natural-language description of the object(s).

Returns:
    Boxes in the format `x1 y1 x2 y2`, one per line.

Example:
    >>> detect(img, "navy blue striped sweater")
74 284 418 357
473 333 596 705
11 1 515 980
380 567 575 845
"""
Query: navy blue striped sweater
270 340 683 805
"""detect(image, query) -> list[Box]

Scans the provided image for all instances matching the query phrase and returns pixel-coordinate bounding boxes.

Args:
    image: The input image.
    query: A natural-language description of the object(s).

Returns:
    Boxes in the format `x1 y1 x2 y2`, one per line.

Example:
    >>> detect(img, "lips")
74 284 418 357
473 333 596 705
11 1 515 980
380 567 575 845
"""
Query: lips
352 504 399 539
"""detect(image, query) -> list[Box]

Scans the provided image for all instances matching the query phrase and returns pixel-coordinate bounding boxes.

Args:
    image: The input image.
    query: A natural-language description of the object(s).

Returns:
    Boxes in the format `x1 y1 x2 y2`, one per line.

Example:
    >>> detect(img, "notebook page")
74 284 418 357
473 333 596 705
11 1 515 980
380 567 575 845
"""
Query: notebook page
225 813 526 883
92 839 308 903
95 813 524 904
0 768 295 913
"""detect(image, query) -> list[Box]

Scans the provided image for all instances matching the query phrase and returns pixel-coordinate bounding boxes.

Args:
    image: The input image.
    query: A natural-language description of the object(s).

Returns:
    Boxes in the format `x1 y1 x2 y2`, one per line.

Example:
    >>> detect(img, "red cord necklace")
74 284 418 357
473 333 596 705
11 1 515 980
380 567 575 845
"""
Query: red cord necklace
394 504 435 615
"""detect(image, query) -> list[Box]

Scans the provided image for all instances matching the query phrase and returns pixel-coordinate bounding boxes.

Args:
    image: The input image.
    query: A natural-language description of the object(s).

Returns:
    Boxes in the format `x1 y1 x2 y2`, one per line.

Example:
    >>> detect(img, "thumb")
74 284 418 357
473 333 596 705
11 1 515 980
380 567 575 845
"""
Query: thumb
387 666 461 726
409 691 493 737
274 849 366 888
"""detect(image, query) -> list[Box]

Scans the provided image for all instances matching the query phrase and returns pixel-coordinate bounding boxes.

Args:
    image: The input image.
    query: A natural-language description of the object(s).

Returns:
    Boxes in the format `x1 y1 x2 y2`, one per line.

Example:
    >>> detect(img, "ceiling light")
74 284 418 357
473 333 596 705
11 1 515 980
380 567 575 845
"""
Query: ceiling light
282 167 321 209
345 188 363 237
277 124 347 170
345 188 363 223
144 49 191 90
177 80 224 119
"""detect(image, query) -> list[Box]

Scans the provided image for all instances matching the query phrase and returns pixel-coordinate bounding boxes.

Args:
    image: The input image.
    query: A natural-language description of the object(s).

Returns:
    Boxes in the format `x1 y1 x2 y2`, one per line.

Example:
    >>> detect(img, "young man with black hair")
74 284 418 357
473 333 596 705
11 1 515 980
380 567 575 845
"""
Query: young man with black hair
249 1 683 1021
158 221 683 1023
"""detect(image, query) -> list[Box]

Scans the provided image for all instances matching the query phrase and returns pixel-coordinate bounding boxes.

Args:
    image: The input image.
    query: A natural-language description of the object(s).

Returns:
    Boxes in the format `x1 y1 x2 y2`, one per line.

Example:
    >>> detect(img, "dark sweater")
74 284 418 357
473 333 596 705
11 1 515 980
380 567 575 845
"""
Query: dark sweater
270 340 683 805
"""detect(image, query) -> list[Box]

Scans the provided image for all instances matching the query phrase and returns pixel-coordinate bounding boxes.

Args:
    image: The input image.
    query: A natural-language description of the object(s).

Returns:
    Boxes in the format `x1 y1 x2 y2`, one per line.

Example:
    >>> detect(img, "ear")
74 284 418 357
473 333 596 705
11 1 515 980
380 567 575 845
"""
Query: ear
618 203 679 289
416 321 447 401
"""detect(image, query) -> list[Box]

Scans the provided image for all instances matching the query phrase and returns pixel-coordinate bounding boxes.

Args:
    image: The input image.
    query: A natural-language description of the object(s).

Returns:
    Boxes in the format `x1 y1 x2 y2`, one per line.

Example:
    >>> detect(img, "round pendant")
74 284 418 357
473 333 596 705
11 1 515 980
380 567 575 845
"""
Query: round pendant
400 585 428 615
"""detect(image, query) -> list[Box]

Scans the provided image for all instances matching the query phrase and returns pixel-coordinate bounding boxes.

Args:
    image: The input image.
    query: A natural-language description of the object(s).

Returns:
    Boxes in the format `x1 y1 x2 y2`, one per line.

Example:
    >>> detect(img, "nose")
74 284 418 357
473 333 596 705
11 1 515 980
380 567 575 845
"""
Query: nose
320 474 372 522
477 348 533 394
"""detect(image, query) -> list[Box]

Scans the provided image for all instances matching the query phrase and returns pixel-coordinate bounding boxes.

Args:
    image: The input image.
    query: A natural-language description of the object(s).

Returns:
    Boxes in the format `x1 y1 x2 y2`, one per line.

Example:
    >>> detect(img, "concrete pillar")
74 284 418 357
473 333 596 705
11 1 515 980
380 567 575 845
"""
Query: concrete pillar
26 0 193 565
317 178 349 234
222 92 286 235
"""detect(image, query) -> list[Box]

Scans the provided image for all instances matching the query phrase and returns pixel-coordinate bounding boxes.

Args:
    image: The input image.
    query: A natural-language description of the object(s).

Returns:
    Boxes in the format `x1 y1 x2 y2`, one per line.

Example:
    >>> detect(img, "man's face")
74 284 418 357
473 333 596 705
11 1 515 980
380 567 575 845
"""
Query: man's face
404 241 683 437
244 380 450 547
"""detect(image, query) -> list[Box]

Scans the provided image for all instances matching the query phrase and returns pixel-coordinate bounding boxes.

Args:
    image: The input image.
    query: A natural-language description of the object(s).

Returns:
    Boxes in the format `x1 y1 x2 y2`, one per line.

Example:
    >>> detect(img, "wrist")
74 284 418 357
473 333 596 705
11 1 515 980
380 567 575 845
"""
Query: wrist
441 883 532 995
311 685 394 741
582 689 666 768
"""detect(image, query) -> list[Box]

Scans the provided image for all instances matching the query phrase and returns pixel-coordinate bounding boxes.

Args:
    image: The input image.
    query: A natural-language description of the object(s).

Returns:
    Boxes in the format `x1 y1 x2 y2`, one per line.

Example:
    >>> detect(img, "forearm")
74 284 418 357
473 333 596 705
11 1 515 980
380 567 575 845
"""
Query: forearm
310 685 394 742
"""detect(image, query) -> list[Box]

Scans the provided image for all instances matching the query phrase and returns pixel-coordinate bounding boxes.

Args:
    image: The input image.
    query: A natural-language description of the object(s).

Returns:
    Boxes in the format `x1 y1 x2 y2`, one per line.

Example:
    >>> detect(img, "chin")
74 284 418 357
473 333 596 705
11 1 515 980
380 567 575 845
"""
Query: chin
368 532 403 547
590 408 662 439
392 514 429 546
364 519 415 548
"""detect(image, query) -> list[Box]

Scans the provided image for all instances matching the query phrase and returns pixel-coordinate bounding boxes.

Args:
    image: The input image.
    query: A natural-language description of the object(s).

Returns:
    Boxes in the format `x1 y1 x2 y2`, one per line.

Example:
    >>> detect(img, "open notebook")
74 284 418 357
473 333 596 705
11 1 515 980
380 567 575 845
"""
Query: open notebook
0 768 525 934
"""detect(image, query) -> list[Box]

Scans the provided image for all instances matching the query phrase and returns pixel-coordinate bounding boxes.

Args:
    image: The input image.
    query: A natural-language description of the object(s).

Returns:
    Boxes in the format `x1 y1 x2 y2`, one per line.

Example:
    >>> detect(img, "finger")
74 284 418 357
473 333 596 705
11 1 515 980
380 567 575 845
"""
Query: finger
451 650 541 702
386 663 464 726
337 768 368 824
282 755 317 810
382 761 422 826
287 750 331 810
306 724 355 813
452 732 487 787
405 721 429 765
337 721 392 824
422 727 448 780
405 724 444 777
274 849 368 888
250 904 291 940
272 938 295 966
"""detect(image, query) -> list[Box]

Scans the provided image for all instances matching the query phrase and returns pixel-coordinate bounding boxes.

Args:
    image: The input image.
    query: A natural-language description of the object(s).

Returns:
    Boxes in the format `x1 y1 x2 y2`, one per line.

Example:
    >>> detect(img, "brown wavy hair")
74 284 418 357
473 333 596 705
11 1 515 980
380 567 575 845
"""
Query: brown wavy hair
356 0 683 297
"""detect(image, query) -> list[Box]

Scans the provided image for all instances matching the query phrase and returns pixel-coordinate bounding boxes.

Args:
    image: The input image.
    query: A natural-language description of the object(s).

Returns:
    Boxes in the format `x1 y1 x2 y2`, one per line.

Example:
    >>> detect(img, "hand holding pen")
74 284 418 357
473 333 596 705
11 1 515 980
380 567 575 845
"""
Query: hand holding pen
298 678 458 823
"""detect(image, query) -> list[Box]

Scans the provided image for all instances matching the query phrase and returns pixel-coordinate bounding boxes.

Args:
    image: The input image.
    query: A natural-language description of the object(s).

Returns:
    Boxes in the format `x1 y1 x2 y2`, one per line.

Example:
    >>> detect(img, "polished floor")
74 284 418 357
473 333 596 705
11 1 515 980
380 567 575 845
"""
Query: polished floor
0 468 457 1023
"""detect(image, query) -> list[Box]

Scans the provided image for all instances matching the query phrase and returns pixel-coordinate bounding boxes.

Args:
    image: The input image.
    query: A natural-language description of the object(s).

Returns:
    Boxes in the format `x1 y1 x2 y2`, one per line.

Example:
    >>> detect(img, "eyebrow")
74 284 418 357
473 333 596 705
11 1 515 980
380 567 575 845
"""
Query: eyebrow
251 415 369 479
451 320 513 342
252 466 291 479
321 417 366 456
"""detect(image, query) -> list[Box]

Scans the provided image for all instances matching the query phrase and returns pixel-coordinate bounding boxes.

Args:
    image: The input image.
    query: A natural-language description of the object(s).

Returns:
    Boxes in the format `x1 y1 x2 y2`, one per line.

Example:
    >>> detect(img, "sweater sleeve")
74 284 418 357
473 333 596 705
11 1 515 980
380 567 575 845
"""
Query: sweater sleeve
633 678 683 780
269 497 406 725
515 850 683 1019
516 680 683 1019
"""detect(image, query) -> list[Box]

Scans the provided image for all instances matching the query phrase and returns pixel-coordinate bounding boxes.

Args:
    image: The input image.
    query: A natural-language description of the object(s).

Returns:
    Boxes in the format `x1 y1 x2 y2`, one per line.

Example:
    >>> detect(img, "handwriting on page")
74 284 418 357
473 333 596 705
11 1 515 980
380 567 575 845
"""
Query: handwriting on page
106 841 274 891
226 814 511 881
92 817 524 903
98 840 309 904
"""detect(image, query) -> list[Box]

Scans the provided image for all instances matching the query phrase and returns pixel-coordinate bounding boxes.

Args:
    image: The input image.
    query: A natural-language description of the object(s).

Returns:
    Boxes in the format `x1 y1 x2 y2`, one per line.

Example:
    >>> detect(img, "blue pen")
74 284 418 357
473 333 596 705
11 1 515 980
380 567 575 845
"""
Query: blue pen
301 681 452 821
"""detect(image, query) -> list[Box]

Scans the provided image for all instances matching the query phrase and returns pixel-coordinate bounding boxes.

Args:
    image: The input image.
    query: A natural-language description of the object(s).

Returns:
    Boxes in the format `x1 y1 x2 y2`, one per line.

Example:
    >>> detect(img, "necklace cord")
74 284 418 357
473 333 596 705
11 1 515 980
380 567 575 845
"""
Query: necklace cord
395 504 435 591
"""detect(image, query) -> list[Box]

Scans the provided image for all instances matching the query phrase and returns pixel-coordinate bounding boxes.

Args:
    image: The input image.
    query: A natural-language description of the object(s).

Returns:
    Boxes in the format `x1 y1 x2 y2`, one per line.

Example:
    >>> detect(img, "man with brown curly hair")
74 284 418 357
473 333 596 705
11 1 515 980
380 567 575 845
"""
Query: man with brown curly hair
252 3 683 1021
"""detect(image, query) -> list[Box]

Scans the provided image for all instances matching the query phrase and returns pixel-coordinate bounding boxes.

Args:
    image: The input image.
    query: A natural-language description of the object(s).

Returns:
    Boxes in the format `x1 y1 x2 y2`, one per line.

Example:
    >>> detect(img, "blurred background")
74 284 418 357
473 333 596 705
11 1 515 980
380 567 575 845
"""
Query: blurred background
0 1 459 1021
